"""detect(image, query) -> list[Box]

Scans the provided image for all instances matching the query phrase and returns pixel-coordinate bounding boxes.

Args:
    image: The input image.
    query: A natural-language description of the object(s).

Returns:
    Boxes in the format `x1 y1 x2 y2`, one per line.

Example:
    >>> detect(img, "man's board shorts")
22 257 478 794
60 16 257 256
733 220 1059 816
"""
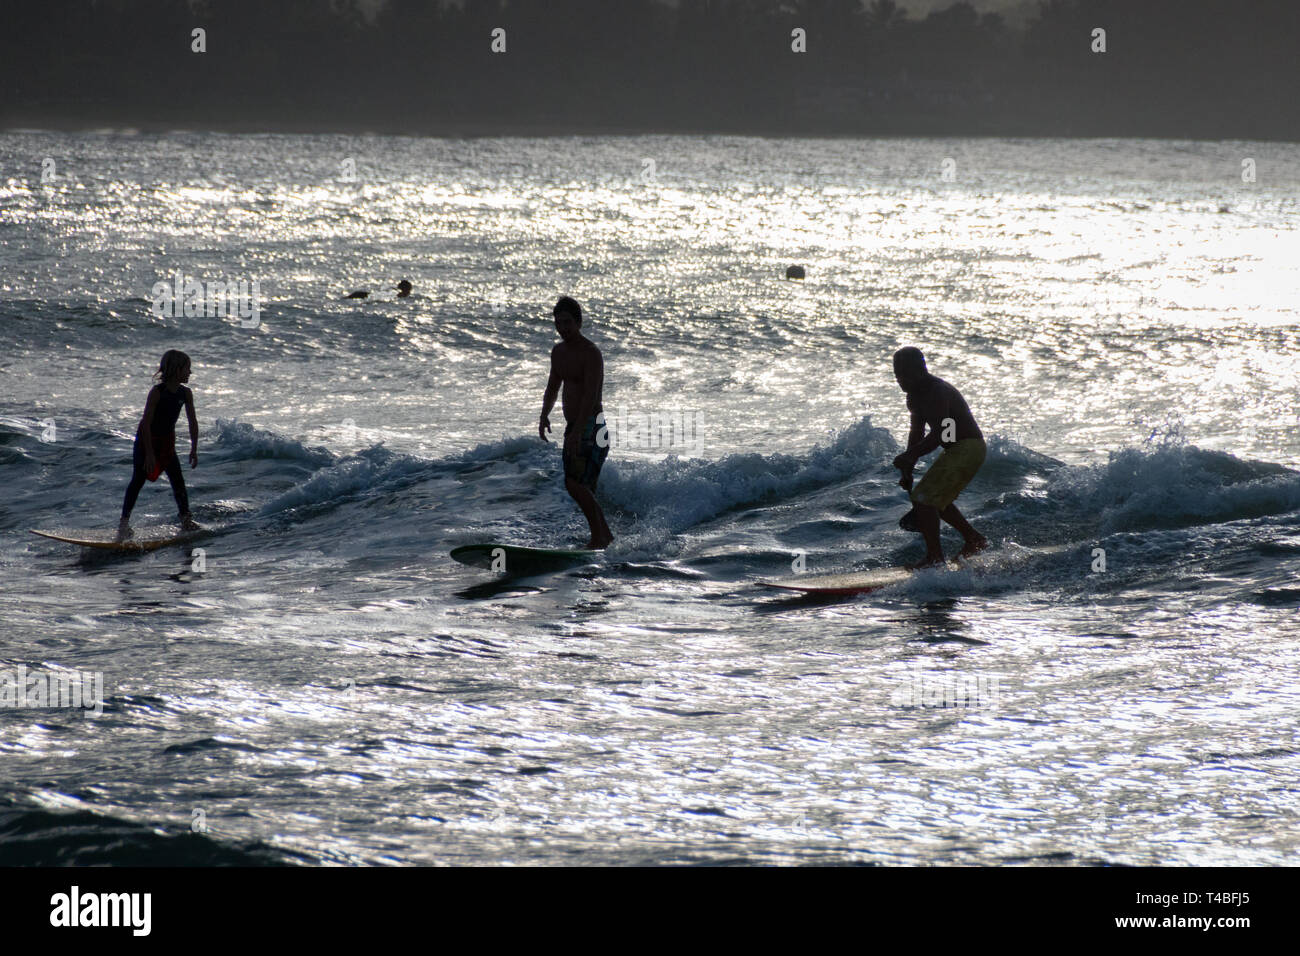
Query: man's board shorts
563 415 610 491
910 437 986 511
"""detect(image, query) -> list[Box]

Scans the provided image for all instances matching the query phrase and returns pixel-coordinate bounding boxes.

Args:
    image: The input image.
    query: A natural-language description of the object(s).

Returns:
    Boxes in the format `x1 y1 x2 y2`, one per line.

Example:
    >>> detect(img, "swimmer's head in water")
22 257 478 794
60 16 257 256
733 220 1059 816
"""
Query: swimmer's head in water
396 280 412 297
553 296 583 340
893 346 928 392
156 349 191 386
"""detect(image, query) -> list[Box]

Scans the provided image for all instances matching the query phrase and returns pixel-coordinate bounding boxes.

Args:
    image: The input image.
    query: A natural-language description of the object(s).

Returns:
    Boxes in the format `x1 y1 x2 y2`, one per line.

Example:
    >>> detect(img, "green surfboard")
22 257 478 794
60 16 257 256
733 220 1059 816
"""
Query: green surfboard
450 543 600 573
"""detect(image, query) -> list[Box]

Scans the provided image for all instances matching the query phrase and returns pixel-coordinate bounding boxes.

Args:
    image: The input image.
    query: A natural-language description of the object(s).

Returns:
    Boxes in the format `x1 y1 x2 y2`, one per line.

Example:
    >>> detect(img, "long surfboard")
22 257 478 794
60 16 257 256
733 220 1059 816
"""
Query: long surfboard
450 543 600 573
759 542 1075 596
31 526 205 553
759 562 956 596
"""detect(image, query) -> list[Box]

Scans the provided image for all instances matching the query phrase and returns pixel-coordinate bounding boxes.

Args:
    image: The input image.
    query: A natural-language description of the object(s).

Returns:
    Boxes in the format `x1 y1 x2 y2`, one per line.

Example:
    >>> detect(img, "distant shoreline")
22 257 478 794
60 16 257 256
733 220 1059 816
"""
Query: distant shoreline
4 116 1298 146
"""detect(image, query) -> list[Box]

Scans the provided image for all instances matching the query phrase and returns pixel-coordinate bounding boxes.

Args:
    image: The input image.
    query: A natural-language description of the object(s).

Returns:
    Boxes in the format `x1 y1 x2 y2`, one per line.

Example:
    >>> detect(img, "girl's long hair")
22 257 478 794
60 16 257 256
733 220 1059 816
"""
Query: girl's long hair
154 349 191 386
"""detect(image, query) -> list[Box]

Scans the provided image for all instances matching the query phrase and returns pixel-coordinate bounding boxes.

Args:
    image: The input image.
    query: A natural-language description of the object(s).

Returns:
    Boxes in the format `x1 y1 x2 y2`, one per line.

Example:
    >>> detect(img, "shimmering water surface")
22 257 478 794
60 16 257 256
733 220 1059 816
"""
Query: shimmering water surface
1 132 1298 865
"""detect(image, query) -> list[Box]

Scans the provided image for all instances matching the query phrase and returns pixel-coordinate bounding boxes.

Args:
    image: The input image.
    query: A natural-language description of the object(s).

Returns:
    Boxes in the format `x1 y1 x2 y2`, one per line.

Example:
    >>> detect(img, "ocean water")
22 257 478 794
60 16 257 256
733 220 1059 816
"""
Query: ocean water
1 132 1298 865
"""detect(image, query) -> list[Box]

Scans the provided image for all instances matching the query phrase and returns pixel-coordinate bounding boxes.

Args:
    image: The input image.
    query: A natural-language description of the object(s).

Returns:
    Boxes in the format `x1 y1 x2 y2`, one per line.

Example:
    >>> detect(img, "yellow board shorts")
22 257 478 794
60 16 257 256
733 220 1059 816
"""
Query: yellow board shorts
910 438 986 511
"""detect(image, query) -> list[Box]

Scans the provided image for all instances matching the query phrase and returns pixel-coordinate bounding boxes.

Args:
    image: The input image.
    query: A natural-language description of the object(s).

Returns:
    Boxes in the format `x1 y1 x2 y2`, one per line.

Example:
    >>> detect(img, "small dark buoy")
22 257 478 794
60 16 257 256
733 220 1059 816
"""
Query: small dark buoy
786 265 805 279
345 290 369 300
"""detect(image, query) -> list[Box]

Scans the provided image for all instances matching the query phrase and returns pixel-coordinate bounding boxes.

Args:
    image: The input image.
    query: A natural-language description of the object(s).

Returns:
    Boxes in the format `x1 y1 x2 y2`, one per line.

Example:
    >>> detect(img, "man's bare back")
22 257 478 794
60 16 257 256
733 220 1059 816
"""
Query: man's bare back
905 376 983 447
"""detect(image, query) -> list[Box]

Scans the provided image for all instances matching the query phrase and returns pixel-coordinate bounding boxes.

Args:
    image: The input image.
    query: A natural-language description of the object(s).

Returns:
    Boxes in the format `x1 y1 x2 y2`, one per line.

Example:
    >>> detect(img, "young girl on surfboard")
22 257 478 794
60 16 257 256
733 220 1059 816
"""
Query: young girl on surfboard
117 350 200 541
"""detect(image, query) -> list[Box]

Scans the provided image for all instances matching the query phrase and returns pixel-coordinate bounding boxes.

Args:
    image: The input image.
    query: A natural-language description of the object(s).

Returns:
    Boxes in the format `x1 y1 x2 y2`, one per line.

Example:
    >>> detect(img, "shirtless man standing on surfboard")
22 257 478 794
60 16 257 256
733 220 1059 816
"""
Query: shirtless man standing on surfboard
538 296 613 549
891 347 989 568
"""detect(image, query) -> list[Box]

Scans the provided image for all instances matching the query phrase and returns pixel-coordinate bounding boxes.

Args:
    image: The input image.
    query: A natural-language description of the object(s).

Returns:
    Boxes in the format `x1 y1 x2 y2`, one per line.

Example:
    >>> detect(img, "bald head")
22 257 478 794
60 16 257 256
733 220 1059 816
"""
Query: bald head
893 347 929 391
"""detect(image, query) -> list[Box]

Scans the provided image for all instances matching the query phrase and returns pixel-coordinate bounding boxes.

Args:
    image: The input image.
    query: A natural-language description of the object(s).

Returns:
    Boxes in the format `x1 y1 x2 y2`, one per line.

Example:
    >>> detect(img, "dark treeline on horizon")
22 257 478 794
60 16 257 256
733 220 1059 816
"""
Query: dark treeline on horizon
2 0 1297 140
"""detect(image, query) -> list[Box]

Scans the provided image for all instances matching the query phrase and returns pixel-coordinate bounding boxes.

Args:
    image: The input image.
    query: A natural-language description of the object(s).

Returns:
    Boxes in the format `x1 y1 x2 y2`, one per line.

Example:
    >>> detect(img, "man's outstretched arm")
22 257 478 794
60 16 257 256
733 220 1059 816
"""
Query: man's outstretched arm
906 408 925 455
892 408 923 487
903 426 943 463
539 351 561 441
893 396 948 482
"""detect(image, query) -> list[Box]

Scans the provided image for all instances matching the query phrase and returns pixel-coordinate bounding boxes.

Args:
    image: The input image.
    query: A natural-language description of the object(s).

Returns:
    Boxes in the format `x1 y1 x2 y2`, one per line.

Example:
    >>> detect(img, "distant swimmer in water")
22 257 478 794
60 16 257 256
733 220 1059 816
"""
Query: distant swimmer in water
118 350 200 541
890 347 989 568
538 296 613 549
345 281 411 300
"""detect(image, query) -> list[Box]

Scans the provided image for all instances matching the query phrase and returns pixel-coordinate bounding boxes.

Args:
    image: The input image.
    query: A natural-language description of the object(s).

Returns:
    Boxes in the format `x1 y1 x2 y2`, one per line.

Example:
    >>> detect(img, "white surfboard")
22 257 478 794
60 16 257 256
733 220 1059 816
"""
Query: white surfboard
759 542 1074 596
759 562 956 596
31 526 205 553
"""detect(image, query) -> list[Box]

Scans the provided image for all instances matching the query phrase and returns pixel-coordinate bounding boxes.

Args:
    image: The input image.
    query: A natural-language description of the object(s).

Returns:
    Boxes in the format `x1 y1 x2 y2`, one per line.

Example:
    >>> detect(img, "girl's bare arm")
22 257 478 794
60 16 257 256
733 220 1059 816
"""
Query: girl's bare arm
185 390 199 466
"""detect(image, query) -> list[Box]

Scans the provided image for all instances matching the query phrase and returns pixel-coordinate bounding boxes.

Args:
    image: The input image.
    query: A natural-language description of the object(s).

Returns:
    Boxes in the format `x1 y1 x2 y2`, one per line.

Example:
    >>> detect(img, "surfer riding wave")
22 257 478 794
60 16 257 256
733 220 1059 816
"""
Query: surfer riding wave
538 296 613 549
118 349 200 541
891 346 988 568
